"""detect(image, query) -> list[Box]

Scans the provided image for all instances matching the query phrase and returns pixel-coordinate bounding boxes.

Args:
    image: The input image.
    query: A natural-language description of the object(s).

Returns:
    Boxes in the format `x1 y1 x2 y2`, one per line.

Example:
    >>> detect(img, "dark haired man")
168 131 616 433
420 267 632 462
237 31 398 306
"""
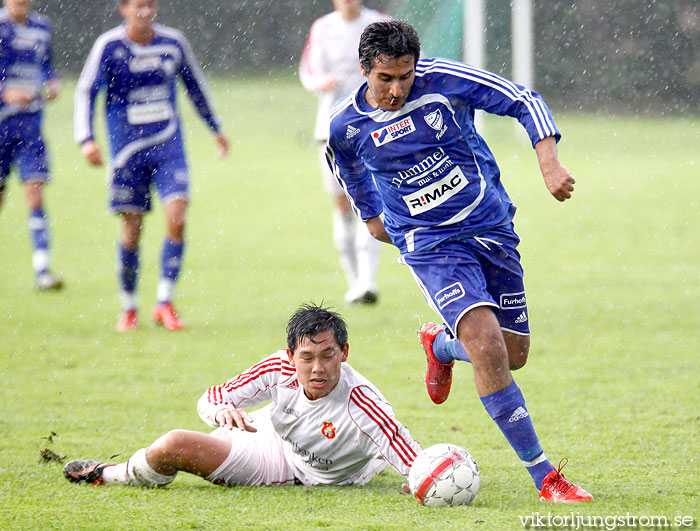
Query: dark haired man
64 304 422 489
74 0 229 331
326 20 591 502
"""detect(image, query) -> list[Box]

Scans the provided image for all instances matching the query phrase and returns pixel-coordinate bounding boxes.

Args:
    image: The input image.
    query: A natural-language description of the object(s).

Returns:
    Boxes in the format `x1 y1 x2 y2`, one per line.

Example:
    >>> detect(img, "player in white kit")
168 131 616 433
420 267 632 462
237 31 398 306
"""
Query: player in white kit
63 304 422 488
299 1 389 305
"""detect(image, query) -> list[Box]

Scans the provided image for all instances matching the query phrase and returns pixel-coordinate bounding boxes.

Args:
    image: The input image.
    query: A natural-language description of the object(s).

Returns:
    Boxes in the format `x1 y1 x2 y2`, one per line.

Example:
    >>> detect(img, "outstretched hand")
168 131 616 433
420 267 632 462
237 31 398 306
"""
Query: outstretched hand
215 407 257 432
535 136 575 202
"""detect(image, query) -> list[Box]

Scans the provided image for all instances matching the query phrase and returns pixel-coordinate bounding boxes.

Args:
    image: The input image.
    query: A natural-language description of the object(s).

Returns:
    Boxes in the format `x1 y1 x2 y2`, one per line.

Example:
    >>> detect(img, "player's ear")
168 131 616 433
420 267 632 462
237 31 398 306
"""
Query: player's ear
286 348 296 367
341 343 349 363
360 61 368 77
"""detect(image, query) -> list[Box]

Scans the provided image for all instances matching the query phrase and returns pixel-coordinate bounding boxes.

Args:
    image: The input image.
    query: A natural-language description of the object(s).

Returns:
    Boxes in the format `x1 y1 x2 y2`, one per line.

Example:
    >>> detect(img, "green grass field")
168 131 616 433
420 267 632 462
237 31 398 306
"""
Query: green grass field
1 77 698 530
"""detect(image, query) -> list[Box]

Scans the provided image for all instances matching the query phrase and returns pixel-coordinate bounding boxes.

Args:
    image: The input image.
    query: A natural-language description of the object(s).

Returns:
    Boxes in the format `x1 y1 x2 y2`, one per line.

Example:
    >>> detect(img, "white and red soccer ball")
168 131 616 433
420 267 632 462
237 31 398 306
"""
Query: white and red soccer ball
408 443 480 506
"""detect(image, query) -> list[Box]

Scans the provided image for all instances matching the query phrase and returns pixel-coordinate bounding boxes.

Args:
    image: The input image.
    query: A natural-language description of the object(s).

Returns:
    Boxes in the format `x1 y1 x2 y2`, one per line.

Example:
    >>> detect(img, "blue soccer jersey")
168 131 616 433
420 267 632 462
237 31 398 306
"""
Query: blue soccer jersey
0 8 56 183
74 23 220 168
327 57 560 255
0 8 56 119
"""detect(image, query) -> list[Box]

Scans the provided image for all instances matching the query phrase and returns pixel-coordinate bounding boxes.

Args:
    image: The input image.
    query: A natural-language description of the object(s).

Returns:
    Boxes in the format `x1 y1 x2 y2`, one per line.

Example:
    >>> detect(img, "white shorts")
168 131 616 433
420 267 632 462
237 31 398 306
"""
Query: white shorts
318 141 343 196
206 405 297 487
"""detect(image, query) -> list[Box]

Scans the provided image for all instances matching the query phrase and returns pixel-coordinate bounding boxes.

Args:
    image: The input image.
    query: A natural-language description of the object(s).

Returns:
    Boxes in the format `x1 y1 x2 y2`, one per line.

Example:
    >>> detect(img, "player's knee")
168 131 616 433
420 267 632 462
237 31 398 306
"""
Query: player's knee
507 337 530 371
151 429 189 456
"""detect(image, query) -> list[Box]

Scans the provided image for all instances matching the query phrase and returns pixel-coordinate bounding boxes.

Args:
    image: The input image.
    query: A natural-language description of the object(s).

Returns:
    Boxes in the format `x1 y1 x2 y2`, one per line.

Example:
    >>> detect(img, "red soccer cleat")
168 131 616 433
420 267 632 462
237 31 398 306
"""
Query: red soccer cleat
418 322 454 404
116 309 138 332
63 460 109 485
539 459 593 503
153 302 185 330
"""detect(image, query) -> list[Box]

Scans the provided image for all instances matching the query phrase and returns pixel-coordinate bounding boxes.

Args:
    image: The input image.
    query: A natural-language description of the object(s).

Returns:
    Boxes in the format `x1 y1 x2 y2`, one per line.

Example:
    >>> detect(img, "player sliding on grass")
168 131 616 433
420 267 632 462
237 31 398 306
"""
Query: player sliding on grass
326 20 592 502
74 0 229 332
64 304 422 489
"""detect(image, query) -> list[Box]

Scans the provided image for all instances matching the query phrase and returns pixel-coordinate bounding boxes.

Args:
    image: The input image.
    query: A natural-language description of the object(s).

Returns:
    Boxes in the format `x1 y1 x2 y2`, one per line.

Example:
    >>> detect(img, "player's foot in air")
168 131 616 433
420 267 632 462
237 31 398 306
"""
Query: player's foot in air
35 272 63 291
63 460 109 485
153 302 185 330
419 322 454 404
116 309 138 332
539 459 593 503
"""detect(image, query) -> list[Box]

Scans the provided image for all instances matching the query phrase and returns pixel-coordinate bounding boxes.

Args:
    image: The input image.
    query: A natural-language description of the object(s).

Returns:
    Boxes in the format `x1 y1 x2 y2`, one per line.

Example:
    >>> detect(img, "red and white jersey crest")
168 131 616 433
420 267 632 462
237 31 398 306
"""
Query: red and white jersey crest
321 421 336 440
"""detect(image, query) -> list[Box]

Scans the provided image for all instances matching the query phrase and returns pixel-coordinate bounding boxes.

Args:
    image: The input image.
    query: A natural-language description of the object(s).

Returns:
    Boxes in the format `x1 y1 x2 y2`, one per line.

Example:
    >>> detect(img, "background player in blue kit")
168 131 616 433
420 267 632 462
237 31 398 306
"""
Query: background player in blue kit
0 0 62 290
326 20 592 502
75 0 229 332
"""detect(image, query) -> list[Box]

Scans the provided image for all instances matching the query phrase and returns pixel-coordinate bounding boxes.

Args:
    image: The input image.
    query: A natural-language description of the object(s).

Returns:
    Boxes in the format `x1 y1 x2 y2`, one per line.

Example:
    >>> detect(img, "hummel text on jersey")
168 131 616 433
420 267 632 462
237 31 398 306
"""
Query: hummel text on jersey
392 147 451 188
402 166 468 215
371 117 415 147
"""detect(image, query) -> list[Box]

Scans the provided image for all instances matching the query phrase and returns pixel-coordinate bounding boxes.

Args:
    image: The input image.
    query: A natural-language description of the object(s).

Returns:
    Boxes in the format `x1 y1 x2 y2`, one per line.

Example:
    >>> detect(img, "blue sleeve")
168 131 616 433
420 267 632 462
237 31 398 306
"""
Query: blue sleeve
177 36 220 132
424 59 560 147
326 123 383 221
74 40 108 144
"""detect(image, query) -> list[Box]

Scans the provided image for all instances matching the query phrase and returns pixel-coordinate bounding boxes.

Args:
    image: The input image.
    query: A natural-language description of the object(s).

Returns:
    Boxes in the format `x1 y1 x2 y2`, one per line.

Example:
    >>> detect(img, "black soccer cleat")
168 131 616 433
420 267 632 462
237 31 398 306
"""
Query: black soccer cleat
63 460 108 485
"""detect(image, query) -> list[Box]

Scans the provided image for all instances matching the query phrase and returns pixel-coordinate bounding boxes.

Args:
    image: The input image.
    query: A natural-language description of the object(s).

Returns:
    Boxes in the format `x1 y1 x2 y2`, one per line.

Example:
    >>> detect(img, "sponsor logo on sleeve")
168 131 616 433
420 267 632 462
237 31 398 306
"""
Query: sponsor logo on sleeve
402 166 468 215
435 282 465 309
500 292 527 310
371 116 415 147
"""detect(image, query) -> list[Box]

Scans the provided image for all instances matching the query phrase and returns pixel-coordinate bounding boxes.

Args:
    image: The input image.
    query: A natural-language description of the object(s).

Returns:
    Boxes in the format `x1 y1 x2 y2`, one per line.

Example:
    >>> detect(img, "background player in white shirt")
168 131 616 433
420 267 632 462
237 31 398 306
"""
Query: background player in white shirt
74 0 229 331
299 1 389 305
63 304 422 489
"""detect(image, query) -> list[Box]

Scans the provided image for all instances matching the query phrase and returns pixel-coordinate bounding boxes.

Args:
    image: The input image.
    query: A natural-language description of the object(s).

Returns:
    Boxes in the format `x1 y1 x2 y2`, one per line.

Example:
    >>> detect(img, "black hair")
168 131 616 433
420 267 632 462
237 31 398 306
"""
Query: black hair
359 20 421 74
286 303 348 354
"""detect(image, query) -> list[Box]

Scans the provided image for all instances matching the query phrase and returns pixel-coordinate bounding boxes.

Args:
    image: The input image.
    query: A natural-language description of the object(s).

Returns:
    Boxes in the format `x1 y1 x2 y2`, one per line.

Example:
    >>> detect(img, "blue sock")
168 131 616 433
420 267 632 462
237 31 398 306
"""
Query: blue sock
29 208 49 274
432 329 471 364
161 239 184 282
480 380 554 490
118 244 139 294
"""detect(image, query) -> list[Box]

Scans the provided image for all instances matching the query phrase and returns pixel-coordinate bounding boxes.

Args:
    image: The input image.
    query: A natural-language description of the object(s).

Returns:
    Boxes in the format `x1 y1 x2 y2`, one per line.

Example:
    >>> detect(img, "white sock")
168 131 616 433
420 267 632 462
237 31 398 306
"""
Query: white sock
332 209 358 290
156 278 175 304
102 448 175 487
32 249 50 274
354 223 380 294
119 291 138 312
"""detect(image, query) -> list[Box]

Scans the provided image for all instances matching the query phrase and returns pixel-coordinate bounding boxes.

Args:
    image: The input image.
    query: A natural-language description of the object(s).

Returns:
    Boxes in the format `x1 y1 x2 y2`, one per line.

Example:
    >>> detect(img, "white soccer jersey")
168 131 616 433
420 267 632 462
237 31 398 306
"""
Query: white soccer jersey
197 352 422 485
299 7 389 140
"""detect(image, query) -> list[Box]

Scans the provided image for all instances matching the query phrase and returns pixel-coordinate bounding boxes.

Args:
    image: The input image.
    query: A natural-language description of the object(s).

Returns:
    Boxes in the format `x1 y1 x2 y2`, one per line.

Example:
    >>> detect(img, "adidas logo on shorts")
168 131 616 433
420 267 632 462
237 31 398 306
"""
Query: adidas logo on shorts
514 311 528 324
346 125 360 139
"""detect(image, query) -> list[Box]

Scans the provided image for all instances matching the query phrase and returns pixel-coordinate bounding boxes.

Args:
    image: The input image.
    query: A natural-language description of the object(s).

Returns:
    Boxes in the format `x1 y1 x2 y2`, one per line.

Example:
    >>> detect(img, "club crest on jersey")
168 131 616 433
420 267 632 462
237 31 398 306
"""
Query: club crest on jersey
402 166 468 215
371 117 415 147
321 422 336 440
424 109 448 140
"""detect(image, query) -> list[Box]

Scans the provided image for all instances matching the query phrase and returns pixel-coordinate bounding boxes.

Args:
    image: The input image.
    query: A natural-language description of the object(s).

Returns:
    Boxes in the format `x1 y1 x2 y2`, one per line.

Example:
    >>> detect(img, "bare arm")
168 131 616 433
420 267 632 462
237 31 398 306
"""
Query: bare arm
365 216 392 244
535 136 575 202
81 139 103 166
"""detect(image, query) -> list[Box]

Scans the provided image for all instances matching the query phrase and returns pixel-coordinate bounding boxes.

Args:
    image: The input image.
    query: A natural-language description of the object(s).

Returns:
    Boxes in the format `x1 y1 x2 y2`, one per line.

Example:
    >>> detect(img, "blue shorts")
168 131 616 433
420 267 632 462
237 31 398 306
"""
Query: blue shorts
0 113 49 186
400 223 530 336
108 143 189 213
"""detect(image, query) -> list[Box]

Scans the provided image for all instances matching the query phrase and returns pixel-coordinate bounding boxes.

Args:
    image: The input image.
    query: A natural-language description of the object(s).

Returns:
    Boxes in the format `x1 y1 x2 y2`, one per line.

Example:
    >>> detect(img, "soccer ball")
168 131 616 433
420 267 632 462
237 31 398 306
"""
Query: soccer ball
408 443 480 506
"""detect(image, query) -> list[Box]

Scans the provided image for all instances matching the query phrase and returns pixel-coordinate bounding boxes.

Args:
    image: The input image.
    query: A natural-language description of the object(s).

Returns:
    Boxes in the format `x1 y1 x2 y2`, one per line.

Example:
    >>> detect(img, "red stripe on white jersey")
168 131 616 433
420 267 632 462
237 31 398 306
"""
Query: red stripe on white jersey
350 387 417 467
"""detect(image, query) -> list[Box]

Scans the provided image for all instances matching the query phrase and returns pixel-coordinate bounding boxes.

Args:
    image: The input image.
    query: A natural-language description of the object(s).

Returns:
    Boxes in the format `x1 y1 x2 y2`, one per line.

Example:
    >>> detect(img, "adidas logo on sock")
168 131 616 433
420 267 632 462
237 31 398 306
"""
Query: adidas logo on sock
346 125 360 139
514 311 528 324
508 406 529 423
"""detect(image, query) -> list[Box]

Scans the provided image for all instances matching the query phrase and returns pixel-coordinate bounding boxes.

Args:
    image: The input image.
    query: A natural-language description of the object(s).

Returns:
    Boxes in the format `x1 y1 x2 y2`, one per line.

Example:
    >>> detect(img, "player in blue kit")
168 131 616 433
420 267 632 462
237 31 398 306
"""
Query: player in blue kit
75 0 229 331
0 0 62 290
327 21 592 502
